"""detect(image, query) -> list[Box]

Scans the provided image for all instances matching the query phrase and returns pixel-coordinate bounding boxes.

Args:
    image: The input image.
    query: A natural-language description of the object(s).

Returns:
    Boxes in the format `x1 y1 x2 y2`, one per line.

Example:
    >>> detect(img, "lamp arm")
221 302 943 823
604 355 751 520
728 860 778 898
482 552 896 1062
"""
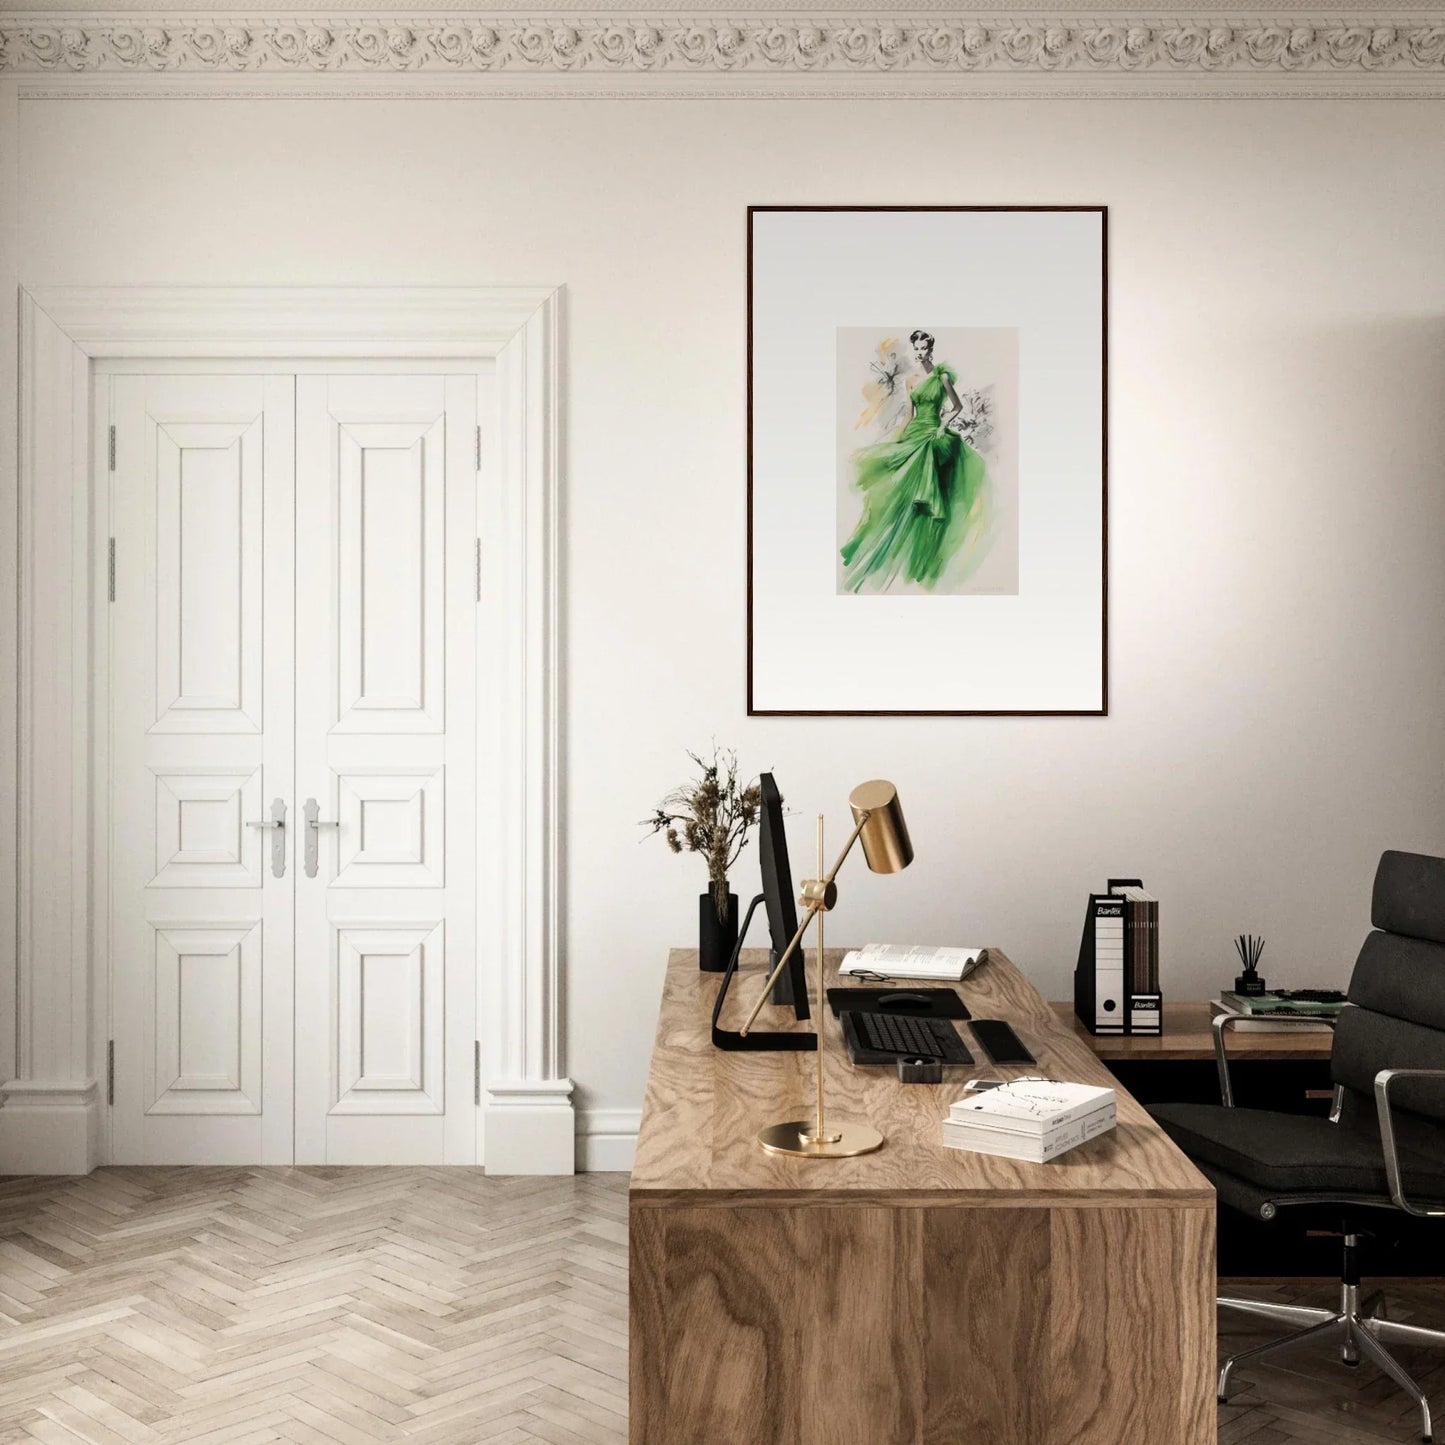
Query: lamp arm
737 812 871 1037
819 812 870 889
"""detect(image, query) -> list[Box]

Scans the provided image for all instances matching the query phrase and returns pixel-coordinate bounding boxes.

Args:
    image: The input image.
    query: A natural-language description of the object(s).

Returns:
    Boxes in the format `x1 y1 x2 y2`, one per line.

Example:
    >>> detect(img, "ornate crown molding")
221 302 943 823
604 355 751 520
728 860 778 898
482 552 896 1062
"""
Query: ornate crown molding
4 13 1445 92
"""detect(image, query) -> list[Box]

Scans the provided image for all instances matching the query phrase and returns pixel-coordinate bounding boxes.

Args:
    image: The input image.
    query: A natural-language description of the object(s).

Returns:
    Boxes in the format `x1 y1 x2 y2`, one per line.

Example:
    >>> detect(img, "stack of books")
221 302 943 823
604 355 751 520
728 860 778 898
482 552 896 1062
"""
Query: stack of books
1211 990 1344 1033
941 1079 1117 1163
1118 886 1159 999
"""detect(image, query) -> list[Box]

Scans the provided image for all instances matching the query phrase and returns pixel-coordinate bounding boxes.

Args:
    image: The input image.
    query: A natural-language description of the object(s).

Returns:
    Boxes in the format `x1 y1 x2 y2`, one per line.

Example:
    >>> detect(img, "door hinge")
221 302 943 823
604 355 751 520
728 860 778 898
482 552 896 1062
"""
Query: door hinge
474 1041 481 1106
475 424 482 472
106 1040 115 1106
107 425 116 472
107 538 116 603
474 538 482 602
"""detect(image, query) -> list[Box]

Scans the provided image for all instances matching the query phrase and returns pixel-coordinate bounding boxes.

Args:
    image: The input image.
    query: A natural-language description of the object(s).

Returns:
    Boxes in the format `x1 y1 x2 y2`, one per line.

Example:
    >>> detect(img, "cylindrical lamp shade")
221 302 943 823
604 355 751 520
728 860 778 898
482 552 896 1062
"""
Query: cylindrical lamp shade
848 780 913 874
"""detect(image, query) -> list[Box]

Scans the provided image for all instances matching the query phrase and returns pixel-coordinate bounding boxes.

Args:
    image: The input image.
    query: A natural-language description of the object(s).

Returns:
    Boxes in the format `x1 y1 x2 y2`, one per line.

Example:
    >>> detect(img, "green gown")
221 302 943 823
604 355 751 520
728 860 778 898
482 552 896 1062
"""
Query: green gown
840 364 988 594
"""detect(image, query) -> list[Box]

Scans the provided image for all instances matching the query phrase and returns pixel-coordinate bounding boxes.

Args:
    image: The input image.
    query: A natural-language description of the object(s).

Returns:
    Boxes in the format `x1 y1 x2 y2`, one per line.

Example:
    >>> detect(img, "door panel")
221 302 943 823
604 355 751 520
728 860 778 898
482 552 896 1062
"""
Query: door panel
333 920 444 1112
332 767 446 889
336 419 445 732
294 374 477 1165
110 375 295 1164
152 421 264 732
149 921 262 1114
150 768 264 888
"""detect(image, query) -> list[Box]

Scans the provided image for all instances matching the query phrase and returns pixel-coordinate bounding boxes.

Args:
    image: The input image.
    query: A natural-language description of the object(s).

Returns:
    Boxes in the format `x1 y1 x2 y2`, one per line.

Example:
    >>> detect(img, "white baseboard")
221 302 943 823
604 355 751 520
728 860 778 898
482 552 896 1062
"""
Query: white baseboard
483 1079 576 1175
0 1081 101 1175
0 1081 637 1176
576 1108 639 1173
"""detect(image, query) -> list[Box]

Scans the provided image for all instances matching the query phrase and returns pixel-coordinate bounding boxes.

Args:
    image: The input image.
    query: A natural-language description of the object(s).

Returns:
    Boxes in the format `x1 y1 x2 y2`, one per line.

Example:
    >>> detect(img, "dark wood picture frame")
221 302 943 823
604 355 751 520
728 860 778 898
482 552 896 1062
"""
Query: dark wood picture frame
746 204 1109 717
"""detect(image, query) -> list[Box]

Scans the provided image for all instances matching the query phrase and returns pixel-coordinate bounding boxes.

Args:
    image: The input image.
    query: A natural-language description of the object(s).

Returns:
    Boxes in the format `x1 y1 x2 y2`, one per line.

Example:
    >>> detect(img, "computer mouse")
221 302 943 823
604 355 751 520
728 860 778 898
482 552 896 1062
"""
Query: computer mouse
878 992 932 1010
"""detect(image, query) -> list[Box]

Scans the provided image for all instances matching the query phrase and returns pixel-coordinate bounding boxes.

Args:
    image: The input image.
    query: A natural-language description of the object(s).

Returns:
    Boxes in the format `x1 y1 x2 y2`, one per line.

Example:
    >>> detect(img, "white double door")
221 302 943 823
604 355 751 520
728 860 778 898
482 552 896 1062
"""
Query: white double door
108 369 481 1165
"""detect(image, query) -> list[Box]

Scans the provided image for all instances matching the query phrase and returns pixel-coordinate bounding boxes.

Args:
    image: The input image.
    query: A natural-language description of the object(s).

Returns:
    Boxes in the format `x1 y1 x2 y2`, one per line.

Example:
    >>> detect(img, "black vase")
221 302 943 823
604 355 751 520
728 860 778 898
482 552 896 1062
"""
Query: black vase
699 889 740 973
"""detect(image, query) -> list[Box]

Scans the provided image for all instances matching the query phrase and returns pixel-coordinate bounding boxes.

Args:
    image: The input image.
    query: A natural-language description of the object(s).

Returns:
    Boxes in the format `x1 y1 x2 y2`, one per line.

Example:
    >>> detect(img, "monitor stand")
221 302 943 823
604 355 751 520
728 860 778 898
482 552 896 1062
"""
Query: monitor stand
711 895 817 1052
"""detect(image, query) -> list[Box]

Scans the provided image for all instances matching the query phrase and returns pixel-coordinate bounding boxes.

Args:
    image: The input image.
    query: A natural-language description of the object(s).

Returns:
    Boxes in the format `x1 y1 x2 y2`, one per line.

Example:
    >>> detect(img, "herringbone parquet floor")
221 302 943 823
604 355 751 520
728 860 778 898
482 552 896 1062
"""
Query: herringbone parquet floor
1218 1277 1445 1444
0 1168 1441 1444
0 1169 629 1445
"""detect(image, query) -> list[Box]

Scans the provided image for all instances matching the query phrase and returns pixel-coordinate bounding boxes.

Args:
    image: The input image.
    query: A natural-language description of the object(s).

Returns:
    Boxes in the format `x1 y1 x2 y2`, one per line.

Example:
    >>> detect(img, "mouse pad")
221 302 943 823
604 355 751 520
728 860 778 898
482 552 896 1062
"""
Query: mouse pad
826 987 971 1020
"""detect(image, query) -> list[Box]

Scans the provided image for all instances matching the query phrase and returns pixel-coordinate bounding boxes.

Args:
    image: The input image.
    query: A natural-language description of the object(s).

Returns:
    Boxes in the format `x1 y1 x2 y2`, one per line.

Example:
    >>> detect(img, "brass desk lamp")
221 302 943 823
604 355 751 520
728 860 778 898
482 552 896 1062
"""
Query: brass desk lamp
738 779 913 1158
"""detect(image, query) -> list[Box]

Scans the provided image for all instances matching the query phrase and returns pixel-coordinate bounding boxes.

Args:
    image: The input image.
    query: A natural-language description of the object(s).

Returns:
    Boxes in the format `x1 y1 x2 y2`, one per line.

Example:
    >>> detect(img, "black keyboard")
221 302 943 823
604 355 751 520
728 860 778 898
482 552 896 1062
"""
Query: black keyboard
842 1011 974 1065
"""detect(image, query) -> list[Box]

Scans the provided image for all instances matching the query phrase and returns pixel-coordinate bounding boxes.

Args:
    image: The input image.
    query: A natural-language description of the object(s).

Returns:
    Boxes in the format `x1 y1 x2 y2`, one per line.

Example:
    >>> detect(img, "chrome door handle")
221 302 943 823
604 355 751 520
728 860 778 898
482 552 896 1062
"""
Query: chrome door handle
303 797 340 879
246 797 288 878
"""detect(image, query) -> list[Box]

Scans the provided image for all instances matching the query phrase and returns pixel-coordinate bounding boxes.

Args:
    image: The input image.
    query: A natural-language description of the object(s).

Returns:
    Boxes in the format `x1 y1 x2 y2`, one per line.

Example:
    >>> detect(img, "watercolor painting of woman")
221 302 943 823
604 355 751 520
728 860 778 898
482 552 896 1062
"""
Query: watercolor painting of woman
839 330 992 595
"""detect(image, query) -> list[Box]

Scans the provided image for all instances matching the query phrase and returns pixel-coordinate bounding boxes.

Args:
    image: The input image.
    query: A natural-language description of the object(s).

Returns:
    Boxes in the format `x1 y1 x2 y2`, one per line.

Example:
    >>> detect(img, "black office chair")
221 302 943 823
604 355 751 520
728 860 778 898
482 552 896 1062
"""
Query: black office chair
1150 850 1445 1443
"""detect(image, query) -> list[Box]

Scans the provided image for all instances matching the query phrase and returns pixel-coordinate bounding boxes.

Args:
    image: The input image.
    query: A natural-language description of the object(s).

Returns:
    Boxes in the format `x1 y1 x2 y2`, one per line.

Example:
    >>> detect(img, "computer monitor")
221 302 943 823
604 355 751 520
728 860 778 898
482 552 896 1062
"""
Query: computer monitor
709 771 815 1051
758 773 810 1019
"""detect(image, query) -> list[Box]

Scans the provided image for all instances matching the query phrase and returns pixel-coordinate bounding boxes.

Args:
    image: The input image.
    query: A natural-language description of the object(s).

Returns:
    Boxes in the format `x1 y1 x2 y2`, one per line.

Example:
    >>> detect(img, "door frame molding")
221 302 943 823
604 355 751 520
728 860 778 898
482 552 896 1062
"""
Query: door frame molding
3 285 572 1175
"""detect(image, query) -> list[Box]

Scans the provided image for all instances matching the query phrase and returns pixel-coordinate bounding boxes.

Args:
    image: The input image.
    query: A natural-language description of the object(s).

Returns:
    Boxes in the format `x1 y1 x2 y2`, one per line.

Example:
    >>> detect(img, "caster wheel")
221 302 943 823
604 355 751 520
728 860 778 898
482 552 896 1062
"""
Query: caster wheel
1343 1359 1360 1368
1217 1397 1227 1405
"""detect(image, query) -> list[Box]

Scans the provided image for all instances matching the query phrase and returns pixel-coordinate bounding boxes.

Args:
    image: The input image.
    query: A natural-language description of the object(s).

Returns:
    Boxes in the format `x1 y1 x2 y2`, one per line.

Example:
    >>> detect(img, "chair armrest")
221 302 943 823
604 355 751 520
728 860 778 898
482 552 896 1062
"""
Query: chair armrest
1374 1068 1445 1218
1212 1010 1338 1108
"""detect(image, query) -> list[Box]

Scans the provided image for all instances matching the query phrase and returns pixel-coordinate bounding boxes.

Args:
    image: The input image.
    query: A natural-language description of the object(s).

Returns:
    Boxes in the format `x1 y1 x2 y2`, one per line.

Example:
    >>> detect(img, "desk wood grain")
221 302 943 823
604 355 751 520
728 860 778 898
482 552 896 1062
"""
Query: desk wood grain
629 949 1217 1445
631 948 1213 1205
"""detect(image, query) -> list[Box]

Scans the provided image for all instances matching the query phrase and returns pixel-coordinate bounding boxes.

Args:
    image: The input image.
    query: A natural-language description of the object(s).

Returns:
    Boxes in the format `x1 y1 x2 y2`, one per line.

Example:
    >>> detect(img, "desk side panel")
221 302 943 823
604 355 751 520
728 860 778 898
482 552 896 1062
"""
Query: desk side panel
630 1198 1216 1445
1049 1204 1217 1445
630 1202 922 1444
922 1207 1052 1444
628 1203 667 1434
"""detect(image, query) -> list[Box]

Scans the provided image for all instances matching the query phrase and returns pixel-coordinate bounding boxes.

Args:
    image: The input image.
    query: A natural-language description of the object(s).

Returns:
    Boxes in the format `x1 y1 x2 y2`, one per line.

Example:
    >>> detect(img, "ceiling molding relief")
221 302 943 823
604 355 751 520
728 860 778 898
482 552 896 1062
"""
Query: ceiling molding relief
4 14 1445 94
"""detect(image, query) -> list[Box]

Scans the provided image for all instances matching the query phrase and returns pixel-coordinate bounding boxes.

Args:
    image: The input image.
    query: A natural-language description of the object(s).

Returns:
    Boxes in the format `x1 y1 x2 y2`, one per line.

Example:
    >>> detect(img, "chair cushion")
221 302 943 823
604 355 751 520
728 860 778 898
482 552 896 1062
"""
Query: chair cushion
1348 931 1445 1036
1149 1102 1445 1199
1373 850 1445 946
1332 1004 1445 1122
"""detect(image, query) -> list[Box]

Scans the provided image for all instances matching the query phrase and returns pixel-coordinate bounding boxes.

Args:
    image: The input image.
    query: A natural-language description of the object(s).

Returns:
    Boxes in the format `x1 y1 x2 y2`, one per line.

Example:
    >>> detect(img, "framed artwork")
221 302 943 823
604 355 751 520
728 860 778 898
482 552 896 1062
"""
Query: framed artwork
747 205 1108 716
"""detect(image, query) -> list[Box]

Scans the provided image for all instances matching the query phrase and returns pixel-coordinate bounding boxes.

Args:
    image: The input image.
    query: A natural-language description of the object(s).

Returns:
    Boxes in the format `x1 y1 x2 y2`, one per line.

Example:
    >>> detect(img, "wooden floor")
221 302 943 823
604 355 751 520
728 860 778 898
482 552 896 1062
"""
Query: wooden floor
1218 1279 1445 1444
0 1169 629 1445
0 1169 1440 1444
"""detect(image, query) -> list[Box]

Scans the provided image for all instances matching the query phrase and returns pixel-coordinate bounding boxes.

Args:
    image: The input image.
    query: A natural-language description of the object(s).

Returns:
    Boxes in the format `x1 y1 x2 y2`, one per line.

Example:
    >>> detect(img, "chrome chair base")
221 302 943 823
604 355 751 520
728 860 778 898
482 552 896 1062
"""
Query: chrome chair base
1219 1279 1445 1443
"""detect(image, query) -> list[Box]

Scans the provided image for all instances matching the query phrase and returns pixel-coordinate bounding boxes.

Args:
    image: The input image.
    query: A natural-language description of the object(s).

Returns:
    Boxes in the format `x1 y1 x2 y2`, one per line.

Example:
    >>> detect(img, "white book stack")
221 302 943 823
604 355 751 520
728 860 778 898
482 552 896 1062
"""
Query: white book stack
941 1080 1117 1164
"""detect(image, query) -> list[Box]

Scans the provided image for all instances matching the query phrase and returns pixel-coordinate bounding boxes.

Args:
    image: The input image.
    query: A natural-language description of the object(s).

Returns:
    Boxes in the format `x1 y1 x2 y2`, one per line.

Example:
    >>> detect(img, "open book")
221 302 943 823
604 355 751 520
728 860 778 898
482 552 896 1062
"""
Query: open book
839 943 986 982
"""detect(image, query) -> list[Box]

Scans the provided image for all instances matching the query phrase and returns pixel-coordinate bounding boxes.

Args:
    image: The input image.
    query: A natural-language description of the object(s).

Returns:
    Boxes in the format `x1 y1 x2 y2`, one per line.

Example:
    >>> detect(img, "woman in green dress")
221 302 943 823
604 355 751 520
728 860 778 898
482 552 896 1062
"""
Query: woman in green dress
840 330 990 594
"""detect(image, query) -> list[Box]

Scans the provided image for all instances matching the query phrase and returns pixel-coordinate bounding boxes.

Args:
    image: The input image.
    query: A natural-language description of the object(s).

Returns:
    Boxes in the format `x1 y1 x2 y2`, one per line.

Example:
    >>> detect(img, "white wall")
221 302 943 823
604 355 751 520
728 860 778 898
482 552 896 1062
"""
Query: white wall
16 95 1445 1149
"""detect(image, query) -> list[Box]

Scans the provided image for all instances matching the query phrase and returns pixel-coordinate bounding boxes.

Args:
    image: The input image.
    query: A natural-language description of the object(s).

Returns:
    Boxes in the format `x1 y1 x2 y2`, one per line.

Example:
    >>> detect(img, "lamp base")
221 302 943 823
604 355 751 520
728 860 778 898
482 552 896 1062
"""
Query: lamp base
756 1119 884 1158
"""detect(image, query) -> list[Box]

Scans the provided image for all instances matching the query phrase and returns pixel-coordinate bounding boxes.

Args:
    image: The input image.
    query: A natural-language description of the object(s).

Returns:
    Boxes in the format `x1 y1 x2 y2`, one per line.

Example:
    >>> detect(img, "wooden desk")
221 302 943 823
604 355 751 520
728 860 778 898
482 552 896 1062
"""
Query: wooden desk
630 949 1216 1445
1053 1000 1334 1062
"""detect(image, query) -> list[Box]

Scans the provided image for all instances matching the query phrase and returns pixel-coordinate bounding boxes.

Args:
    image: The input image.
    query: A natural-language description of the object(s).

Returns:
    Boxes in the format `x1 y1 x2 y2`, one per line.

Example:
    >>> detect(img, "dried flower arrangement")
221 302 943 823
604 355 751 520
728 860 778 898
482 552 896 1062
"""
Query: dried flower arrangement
643 746 763 923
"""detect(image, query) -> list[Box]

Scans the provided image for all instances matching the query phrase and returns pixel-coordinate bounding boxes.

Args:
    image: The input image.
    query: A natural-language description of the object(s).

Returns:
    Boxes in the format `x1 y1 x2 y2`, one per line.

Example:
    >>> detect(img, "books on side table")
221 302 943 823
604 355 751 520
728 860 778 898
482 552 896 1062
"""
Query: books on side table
941 1079 1117 1163
839 943 986 982
1211 991 1343 1034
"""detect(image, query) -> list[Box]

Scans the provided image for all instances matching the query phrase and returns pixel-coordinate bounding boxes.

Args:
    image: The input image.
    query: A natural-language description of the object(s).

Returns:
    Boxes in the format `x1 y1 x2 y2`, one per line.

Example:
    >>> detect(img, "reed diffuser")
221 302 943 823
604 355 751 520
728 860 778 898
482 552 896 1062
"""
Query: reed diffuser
1233 934 1266 996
